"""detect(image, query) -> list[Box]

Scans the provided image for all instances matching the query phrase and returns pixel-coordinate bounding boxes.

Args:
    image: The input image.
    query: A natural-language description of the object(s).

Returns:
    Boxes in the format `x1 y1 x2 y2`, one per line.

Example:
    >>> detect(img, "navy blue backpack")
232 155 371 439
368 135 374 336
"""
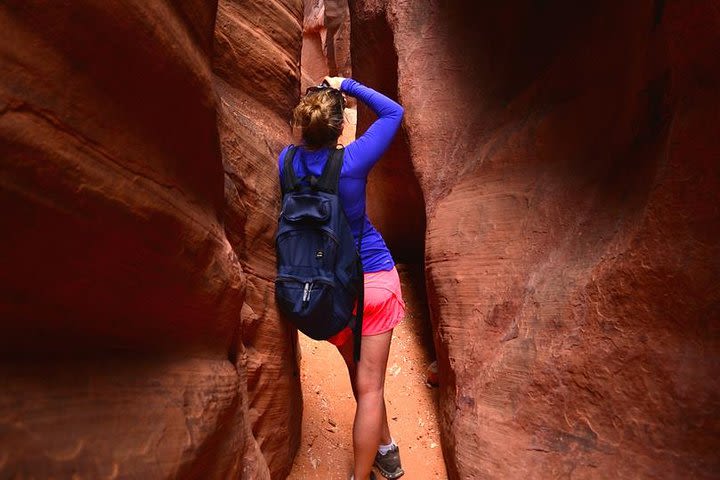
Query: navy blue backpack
275 146 364 361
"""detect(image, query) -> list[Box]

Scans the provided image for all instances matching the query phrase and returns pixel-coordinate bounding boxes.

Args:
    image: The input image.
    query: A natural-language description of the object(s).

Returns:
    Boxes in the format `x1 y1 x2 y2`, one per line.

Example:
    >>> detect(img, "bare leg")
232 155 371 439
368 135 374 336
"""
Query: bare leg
343 331 392 480
380 402 391 445
338 335 393 445
337 338 358 400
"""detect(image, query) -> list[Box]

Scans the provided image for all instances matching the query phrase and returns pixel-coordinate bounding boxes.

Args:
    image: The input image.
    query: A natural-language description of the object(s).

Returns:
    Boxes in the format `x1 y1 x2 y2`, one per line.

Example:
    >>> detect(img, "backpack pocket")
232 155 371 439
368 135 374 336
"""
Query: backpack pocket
282 194 331 223
276 227 339 270
276 275 344 339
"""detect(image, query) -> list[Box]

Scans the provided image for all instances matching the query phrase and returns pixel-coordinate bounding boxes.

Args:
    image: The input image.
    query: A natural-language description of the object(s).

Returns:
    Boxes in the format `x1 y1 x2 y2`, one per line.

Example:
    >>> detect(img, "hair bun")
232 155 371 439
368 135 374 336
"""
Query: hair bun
293 90 344 149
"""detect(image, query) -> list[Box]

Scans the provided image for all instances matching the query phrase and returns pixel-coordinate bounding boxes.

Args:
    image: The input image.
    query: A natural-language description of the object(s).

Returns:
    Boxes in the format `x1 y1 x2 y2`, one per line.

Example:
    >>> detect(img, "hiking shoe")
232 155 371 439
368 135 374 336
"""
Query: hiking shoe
374 445 404 479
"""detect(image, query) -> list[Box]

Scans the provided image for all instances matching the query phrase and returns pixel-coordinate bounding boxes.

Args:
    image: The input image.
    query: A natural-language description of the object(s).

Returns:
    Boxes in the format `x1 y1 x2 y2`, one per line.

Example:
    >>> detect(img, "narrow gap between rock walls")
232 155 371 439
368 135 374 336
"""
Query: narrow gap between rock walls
288 2 447 478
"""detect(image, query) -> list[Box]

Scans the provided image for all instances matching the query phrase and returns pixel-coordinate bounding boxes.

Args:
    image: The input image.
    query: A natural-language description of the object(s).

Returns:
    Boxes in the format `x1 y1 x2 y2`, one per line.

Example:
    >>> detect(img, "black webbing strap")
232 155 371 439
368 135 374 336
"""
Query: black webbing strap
281 145 299 194
321 147 366 362
316 147 344 193
352 201 368 363
317 147 364 362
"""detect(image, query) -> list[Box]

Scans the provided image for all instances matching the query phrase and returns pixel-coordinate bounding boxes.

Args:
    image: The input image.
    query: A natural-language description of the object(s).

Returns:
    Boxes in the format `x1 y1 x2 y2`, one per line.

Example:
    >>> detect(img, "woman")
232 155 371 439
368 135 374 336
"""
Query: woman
278 76 405 480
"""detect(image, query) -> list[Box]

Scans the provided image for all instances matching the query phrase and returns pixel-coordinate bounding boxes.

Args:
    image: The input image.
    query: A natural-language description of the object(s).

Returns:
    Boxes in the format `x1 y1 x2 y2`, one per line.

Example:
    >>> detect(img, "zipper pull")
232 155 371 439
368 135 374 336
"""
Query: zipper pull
302 282 312 307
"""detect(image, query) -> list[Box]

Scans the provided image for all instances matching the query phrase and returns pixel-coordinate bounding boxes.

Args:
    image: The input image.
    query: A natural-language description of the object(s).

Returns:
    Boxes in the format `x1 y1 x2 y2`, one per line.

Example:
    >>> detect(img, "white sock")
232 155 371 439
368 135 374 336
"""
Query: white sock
378 438 396 455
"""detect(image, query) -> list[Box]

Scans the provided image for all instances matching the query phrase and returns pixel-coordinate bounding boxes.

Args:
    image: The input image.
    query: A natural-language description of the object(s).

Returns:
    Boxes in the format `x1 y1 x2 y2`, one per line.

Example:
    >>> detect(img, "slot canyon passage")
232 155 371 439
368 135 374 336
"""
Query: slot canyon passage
0 1 719 479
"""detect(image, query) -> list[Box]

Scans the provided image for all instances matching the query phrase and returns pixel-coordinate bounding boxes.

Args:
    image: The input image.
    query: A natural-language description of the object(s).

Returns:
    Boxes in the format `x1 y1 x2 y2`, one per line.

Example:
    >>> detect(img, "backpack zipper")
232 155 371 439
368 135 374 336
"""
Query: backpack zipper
302 282 311 301
276 275 335 287
302 282 313 307
275 226 340 246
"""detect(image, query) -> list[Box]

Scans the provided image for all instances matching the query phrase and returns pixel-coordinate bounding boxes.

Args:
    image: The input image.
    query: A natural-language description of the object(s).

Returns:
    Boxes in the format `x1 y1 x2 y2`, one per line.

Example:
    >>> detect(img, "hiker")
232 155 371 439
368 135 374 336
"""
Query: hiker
277 76 406 480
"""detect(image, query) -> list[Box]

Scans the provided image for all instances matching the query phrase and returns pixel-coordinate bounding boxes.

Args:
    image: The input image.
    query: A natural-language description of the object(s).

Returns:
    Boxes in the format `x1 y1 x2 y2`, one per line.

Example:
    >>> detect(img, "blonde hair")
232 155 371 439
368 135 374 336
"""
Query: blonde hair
293 89 344 149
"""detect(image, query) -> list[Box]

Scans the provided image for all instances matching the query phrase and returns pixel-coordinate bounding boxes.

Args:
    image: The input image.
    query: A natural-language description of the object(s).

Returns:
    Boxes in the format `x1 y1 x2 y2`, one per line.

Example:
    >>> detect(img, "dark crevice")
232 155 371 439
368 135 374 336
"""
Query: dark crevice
351 9 426 264
654 0 666 28
348 0 437 403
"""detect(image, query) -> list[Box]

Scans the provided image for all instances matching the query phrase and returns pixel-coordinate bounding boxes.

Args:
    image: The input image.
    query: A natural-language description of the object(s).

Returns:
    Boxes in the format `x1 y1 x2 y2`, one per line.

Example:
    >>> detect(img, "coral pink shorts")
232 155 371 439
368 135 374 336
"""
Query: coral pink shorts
328 266 405 346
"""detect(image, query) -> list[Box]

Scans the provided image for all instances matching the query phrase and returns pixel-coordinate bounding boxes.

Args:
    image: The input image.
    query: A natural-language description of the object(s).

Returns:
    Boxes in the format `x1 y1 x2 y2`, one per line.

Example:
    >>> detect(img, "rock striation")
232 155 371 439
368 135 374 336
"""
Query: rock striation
213 1 304 478
1 0 303 478
349 1 720 478
3 0 719 478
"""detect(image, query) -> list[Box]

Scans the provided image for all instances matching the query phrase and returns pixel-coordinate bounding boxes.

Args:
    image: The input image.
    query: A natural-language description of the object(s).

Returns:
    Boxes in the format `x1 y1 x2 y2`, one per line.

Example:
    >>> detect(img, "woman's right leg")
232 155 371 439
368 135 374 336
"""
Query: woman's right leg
338 337 358 398
337 337 392 444
338 331 393 480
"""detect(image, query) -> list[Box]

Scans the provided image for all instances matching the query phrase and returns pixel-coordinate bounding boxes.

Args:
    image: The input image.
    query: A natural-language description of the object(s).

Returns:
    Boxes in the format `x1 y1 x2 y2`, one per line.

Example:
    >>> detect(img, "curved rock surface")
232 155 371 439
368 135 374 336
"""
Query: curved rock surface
213 0 304 478
3 0 719 478
1 0 302 478
350 1 720 478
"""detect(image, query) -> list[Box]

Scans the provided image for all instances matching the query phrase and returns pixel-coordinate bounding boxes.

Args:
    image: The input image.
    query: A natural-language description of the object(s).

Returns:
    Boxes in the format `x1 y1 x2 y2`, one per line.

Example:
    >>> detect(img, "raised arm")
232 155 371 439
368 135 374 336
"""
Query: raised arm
341 78 404 177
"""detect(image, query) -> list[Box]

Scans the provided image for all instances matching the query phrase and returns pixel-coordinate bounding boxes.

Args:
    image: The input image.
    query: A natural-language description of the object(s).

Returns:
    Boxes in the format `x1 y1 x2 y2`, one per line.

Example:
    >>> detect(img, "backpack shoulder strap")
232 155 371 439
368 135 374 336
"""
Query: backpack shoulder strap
316 147 344 194
281 145 300 194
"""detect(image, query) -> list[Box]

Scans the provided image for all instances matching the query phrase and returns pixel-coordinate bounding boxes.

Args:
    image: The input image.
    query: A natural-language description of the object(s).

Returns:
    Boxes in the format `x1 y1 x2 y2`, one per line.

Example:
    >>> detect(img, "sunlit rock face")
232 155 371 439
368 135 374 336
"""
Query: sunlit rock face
0 0 303 478
302 0 352 90
349 1 720 478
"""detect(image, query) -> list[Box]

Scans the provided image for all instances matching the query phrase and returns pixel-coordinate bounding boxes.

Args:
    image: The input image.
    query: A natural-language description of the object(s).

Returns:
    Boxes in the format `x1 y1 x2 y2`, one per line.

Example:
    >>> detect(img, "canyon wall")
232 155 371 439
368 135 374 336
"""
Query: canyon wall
350 1 720 478
213 1 304 478
3 0 718 478
0 1 302 478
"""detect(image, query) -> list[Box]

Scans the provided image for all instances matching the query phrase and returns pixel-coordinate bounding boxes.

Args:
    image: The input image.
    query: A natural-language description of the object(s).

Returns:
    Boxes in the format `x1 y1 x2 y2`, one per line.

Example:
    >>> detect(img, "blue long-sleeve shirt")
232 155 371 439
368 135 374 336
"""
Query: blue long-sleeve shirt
278 78 404 273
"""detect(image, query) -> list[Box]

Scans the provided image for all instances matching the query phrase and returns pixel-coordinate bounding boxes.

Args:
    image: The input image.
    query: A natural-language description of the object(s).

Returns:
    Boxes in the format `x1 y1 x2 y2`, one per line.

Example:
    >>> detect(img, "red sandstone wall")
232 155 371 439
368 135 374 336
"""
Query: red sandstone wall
213 1 304 478
0 1 303 477
3 0 718 477
350 1 720 478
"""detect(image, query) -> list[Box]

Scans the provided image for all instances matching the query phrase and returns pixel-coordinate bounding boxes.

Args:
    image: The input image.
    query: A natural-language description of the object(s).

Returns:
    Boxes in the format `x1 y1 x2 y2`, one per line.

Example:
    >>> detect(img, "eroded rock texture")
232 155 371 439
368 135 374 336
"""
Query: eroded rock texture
301 0 352 90
213 1 304 478
350 1 720 478
1 1 302 478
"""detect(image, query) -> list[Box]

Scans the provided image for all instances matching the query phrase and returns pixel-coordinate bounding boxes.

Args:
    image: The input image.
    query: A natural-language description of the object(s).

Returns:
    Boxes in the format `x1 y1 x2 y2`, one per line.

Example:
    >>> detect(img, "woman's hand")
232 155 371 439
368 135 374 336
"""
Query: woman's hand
323 76 345 90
